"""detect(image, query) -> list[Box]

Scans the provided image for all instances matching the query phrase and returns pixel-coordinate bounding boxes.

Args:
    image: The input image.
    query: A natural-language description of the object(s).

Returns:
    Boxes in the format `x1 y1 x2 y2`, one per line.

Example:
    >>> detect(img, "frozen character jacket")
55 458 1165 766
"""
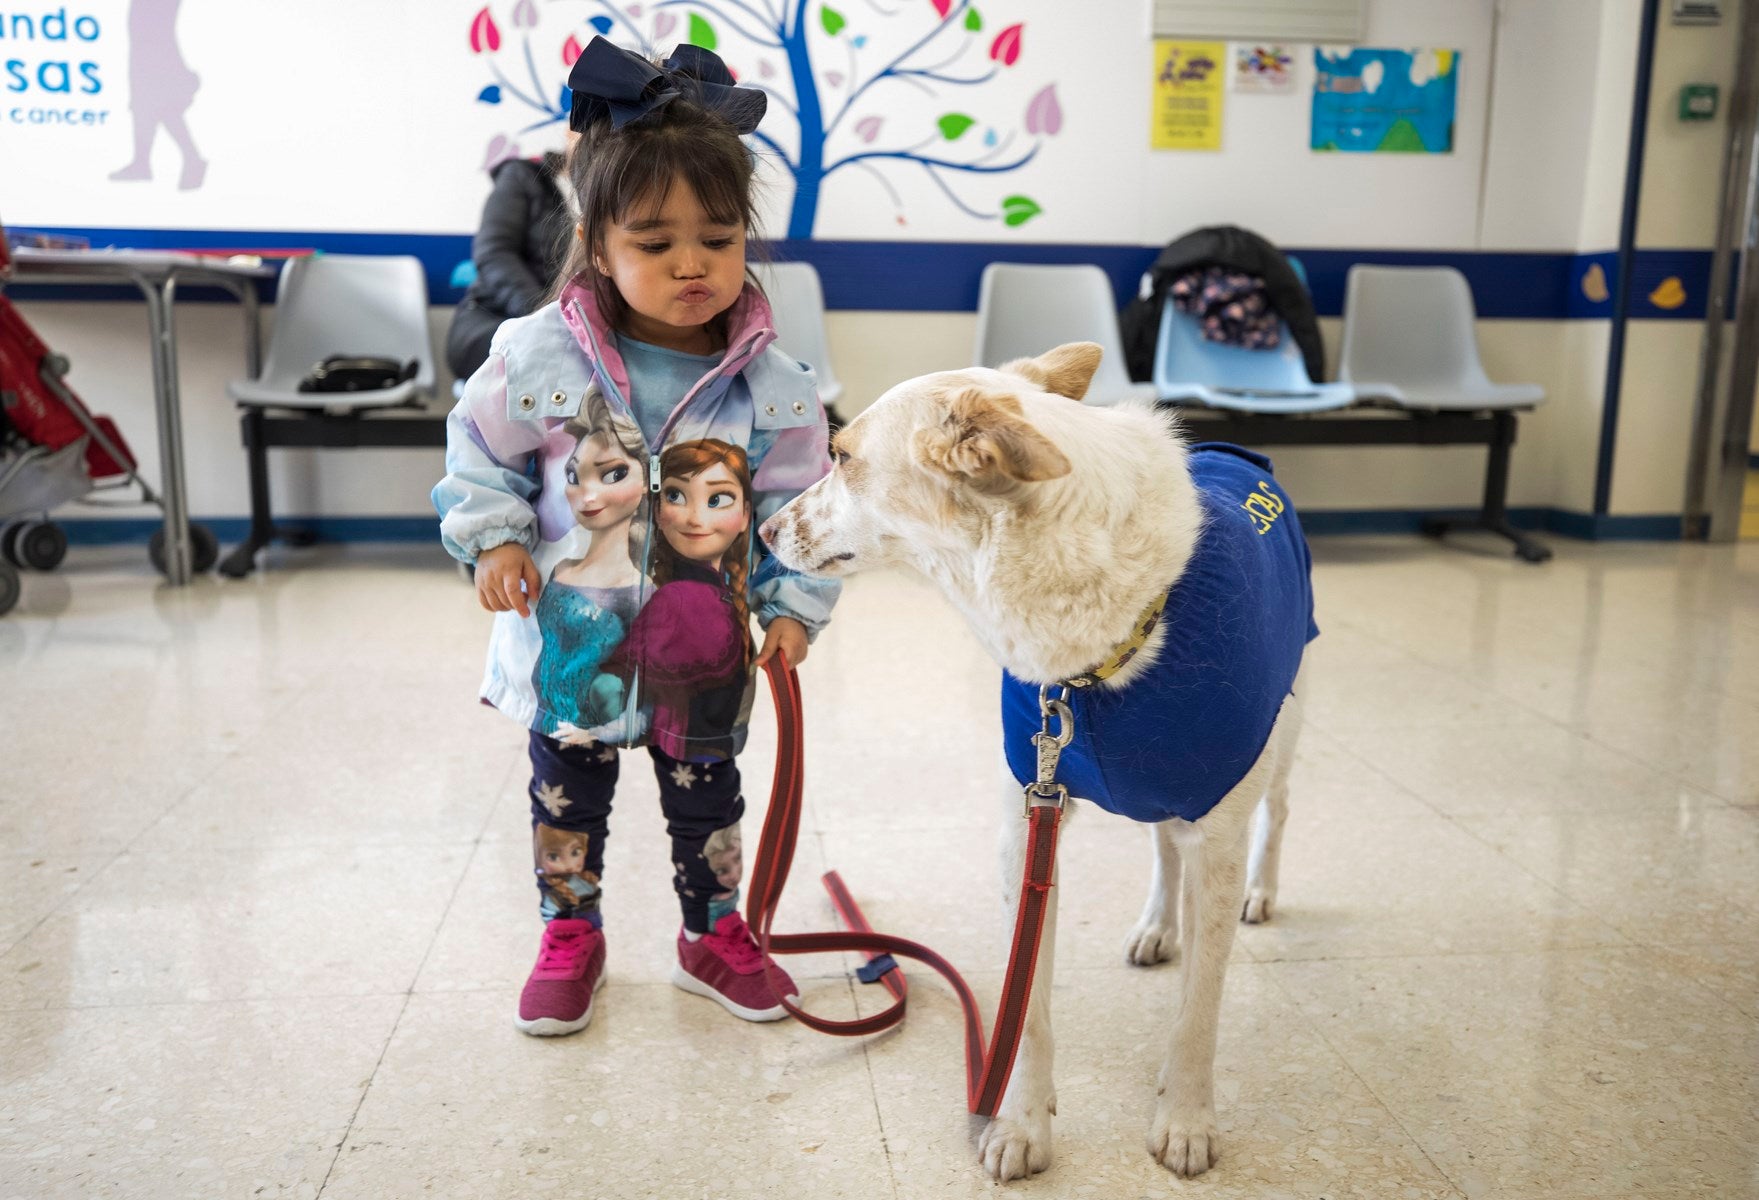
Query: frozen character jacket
1001 444 1318 823
603 558 748 760
434 279 841 761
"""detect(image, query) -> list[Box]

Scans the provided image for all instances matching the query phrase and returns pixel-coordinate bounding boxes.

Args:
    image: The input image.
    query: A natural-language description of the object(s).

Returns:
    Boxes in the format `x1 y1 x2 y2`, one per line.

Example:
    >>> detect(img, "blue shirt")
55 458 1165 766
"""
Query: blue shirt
614 333 724 440
1001 444 1318 824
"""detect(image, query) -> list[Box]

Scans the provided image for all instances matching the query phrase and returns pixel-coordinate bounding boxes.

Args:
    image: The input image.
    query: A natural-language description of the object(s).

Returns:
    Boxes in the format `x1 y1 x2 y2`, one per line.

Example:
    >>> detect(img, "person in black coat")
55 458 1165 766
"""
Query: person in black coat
445 150 574 380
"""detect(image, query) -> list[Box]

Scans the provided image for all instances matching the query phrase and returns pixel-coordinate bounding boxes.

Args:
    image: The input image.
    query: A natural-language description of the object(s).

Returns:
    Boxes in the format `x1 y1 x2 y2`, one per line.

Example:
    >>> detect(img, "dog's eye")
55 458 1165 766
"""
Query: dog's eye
831 446 850 466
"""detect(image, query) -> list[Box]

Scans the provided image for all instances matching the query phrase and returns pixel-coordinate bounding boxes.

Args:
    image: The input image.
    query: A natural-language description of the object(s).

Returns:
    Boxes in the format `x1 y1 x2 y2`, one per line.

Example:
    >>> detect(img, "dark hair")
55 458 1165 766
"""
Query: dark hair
554 89 764 335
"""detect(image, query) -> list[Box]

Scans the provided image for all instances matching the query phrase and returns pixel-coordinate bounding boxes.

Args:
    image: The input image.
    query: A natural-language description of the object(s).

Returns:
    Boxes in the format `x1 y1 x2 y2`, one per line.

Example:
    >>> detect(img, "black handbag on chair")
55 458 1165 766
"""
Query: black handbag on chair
296 356 418 394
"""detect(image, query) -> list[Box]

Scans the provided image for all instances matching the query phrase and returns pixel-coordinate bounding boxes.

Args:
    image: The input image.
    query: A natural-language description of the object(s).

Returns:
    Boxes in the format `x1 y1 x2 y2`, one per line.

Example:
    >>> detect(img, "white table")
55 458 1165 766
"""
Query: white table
2 248 277 584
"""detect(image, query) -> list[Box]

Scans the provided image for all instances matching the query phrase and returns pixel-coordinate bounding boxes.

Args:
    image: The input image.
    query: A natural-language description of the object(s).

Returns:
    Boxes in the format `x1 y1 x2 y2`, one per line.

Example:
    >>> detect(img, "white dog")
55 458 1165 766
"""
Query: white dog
760 342 1315 1182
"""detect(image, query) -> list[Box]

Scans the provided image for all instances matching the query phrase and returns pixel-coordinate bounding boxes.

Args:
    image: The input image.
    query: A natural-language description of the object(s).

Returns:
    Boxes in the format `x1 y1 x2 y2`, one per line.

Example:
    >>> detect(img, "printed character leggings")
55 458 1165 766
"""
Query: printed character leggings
527 731 745 934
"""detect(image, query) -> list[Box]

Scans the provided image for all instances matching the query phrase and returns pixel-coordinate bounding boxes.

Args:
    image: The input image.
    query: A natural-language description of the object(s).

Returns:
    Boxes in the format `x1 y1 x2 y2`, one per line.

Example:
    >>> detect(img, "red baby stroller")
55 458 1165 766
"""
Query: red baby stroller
0 229 214 615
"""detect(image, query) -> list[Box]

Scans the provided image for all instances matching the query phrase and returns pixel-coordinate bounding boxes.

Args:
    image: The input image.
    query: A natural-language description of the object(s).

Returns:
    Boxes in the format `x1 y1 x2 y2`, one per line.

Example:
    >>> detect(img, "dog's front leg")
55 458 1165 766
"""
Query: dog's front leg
1148 807 1251 1178
976 775 1060 1182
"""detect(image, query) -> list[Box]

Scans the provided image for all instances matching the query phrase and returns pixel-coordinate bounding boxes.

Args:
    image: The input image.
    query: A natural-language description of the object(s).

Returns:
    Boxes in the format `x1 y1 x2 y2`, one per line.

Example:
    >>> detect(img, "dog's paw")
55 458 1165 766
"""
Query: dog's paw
1147 1107 1220 1178
978 1111 1053 1182
1124 918 1180 966
1241 888 1275 924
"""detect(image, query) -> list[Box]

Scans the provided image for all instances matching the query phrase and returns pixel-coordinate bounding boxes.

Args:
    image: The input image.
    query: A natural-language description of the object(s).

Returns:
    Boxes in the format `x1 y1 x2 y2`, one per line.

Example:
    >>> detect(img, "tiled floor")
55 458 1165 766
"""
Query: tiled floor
2 534 1755 1199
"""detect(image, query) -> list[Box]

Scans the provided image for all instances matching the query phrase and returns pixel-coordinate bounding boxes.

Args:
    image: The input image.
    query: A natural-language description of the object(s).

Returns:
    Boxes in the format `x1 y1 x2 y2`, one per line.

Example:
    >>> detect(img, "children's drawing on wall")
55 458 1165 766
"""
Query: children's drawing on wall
110 0 207 189
1232 44 1295 95
1312 47 1458 154
466 0 1062 236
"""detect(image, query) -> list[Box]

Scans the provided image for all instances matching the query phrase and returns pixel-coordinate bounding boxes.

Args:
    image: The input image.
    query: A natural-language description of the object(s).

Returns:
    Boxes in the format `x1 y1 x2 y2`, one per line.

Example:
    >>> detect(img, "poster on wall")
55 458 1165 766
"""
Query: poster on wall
1232 44 1296 94
1311 47 1458 153
1151 40 1225 149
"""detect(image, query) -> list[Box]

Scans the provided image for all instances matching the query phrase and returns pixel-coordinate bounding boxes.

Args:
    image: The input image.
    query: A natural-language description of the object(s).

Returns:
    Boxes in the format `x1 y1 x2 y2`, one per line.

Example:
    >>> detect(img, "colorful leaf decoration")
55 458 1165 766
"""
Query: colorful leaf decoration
758 59 775 78
990 23 1023 66
965 8 981 31
482 135 518 171
824 70 845 86
937 113 976 140
688 12 717 50
821 5 846 35
653 11 676 38
469 7 500 53
854 115 883 142
1000 195 1041 227
563 34 583 65
931 0 952 16
477 84 502 104
512 0 538 29
589 16 613 35
1025 84 1061 135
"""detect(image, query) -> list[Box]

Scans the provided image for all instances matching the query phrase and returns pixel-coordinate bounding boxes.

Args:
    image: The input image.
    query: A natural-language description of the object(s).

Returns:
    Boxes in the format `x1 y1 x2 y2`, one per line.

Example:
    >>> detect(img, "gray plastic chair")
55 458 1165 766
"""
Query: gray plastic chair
754 261 844 411
1339 266 1544 410
228 254 435 410
973 263 1160 406
219 254 439 577
1339 265 1550 562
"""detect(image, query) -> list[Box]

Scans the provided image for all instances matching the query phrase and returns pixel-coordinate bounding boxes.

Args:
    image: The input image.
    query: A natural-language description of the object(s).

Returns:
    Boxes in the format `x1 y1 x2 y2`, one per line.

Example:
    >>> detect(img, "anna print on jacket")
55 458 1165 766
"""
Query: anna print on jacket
606 439 754 761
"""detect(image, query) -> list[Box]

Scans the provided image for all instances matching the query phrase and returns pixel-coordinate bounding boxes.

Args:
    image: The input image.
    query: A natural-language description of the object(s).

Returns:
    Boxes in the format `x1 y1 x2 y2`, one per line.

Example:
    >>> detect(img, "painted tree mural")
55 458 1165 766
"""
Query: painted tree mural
468 0 1061 237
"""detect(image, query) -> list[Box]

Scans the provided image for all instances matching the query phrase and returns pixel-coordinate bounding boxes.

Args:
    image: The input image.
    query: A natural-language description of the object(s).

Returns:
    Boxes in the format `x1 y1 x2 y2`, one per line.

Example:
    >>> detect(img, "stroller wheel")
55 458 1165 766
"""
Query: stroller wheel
0 522 22 569
148 523 220 577
0 562 18 615
18 520 67 571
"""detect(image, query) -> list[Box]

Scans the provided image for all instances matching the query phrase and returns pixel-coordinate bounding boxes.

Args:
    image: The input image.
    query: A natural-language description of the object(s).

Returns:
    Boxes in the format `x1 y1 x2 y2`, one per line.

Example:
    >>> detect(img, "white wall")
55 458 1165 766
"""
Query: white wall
11 0 1720 529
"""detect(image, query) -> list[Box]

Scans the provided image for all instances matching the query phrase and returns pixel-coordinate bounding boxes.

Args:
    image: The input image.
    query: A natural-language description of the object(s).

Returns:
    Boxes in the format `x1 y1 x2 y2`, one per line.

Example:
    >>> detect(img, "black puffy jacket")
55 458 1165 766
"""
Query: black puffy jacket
1119 225 1324 385
445 152 573 379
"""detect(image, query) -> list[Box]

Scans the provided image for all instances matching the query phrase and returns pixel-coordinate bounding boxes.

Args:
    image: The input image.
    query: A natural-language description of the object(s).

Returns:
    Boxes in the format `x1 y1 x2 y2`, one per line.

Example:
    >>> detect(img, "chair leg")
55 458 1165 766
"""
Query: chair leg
1419 411 1552 563
218 407 275 578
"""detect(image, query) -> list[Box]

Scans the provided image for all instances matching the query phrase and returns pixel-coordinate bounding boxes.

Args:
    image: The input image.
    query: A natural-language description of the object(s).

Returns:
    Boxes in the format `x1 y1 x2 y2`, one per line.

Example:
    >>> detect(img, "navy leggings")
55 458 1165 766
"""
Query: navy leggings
527 732 745 933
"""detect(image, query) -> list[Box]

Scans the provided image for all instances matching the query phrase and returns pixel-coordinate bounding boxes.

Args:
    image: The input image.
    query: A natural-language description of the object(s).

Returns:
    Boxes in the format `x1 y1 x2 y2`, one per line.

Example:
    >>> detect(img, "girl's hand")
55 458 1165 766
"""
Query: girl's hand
475 542 542 618
755 616 809 670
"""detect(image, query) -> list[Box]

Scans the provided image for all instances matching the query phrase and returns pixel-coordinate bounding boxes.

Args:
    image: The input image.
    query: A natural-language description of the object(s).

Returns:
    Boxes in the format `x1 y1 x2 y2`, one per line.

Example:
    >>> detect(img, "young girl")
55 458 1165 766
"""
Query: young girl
433 36 840 1037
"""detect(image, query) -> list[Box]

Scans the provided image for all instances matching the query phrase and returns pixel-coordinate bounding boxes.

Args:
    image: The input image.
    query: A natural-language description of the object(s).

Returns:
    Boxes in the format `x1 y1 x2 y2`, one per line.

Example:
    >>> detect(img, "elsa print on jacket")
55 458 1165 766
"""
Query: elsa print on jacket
533 392 648 744
606 439 753 761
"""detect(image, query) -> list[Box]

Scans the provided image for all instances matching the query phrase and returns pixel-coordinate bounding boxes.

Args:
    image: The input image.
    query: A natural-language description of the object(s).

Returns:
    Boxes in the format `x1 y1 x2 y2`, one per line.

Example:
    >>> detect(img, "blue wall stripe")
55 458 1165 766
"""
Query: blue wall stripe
54 509 1681 546
2 225 1726 321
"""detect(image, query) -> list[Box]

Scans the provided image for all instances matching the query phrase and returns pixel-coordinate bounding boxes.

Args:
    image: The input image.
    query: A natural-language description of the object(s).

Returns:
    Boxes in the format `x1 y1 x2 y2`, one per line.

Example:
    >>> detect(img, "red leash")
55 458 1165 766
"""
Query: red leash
744 656 1064 1118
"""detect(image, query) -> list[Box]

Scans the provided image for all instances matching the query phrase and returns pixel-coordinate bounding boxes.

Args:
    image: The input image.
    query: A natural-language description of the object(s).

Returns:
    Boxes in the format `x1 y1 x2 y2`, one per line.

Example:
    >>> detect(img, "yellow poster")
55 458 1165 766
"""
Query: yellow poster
1152 40 1225 150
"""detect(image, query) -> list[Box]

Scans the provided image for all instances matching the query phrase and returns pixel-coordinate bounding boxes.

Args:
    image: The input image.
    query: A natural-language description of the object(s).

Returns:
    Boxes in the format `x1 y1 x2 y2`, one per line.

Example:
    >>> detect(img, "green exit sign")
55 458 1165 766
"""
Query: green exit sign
1681 84 1719 121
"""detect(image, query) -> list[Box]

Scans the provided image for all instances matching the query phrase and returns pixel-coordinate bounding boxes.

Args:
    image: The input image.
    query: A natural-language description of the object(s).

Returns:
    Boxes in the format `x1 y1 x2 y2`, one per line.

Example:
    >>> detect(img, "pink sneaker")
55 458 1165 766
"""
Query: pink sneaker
671 912 797 1022
515 918 606 1036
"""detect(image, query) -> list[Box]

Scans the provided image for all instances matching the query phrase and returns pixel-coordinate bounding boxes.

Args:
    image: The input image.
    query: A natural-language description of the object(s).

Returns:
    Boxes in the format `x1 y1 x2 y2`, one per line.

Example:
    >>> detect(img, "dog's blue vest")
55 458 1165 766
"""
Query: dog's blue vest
1001 444 1318 824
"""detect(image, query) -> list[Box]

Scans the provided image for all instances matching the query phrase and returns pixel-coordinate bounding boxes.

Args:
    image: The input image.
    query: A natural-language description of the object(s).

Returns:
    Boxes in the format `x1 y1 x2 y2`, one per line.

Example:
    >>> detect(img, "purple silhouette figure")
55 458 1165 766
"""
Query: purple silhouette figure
110 0 207 190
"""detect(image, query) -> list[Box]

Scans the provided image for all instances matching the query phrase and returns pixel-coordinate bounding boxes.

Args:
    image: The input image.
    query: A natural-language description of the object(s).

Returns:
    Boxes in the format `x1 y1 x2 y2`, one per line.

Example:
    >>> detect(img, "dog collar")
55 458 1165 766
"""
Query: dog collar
1067 592 1168 687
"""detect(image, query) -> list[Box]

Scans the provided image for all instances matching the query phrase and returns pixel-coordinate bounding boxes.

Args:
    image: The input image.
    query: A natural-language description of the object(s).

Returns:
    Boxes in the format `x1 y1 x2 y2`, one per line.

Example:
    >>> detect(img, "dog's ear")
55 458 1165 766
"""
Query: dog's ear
998 342 1104 401
913 385 1071 487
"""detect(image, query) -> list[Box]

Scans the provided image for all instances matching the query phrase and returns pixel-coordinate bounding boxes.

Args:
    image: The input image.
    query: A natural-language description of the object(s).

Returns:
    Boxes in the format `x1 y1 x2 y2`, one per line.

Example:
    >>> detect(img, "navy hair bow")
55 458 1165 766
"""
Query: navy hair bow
567 36 766 135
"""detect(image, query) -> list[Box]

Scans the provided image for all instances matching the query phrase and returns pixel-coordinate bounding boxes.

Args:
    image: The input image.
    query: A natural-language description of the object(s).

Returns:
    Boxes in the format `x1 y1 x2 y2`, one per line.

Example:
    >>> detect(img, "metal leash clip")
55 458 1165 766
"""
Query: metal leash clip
1024 682 1074 815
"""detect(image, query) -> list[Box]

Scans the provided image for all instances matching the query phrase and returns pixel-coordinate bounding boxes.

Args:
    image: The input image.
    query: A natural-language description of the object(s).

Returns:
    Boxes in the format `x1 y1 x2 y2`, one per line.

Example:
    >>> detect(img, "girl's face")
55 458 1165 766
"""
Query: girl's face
594 176 746 354
659 462 748 565
565 432 643 531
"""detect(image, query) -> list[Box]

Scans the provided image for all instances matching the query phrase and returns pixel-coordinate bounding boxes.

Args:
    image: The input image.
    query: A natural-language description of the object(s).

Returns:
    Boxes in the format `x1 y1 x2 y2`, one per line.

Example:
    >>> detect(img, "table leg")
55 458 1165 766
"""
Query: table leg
136 272 194 585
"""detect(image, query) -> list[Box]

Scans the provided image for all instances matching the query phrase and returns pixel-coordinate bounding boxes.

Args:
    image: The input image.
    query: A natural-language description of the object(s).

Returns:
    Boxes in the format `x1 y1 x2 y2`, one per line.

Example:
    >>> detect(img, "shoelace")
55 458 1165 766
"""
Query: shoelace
536 925 591 972
704 915 765 972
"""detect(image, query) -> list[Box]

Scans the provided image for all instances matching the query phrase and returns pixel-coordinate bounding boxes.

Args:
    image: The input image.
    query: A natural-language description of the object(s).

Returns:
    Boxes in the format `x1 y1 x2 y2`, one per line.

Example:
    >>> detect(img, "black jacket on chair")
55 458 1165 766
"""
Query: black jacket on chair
445 152 573 379
1120 225 1325 386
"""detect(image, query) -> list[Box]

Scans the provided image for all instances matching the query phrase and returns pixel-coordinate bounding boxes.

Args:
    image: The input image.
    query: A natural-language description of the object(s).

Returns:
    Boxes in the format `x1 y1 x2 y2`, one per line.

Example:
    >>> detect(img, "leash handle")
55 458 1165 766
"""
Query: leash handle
745 655 1062 1116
